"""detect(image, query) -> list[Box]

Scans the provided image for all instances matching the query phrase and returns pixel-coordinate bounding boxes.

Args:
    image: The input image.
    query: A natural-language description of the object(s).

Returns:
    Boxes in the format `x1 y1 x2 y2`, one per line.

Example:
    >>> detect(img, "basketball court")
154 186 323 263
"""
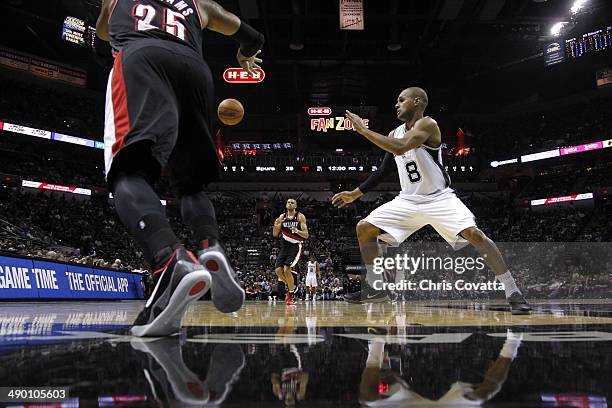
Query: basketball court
0 0 611 406
1 299 610 406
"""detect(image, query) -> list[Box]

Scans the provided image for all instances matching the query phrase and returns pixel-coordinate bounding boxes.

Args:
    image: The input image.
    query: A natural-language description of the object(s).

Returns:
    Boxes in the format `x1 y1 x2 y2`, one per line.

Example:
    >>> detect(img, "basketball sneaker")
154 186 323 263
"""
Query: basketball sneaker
285 292 296 305
198 241 245 313
131 247 211 337
508 292 532 315
131 337 209 405
202 344 246 404
344 285 390 304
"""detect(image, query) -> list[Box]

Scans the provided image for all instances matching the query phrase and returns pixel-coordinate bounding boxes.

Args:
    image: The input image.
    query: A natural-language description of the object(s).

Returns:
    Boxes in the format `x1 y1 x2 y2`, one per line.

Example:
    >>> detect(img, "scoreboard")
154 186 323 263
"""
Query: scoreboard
545 25 611 66
61 16 97 49
223 156 477 175
565 26 611 59
62 17 87 46
224 165 379 173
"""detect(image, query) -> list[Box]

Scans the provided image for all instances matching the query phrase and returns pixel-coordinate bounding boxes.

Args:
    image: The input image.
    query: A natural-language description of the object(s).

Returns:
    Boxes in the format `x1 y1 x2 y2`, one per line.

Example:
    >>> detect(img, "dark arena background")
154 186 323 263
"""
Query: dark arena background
0 0 611 406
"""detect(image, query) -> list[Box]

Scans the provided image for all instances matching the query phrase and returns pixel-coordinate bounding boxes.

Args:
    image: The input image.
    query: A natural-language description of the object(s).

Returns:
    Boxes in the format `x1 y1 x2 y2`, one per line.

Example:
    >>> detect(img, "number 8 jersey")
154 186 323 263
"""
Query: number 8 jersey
392 121 452 201
108 0 205 56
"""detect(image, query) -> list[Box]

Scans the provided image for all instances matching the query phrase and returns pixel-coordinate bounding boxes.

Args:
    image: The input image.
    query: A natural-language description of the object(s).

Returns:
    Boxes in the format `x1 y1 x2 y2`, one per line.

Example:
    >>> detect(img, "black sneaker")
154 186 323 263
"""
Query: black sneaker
344 285 390 304
198 242 245 313
508 292 532 315
131 338 208 405
203 344 246 404
132 247 211 337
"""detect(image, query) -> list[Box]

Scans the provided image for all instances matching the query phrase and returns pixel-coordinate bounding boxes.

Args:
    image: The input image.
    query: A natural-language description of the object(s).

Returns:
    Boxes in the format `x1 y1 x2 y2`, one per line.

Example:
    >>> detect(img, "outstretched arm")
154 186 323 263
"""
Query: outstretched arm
346 111 438 155
331 150 395 208
198 0 264 73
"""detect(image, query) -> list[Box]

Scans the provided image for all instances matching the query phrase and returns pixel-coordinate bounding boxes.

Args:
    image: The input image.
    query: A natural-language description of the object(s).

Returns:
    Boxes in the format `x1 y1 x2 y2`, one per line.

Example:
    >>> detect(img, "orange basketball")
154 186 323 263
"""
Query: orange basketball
217 98 244 125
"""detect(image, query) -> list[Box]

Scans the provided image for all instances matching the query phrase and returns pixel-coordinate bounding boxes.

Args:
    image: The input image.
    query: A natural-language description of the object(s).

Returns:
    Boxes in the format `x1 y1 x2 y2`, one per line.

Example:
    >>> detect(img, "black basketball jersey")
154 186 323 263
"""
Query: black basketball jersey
281 212 303 244
108 0 204 56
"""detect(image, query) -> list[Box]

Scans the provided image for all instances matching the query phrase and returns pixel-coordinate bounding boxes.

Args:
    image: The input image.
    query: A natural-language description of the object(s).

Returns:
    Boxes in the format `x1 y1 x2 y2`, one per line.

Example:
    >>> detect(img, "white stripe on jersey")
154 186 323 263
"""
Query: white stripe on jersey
392 122 452 201
104 68 116 178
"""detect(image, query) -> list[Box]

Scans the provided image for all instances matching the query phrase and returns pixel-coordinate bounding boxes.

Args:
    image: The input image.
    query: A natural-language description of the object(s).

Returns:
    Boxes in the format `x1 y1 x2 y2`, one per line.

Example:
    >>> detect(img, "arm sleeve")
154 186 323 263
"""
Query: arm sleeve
230 21 265 57
358 152 395 194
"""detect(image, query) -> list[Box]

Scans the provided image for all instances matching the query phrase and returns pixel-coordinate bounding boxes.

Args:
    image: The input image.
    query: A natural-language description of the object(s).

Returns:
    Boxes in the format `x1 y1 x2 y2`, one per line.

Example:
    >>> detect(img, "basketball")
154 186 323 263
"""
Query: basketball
218 98 244 125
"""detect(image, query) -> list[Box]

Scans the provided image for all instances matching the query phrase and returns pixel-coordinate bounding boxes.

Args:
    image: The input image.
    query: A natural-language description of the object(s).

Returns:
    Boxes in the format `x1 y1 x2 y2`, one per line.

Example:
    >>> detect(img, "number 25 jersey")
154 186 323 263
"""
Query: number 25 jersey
108 0 205 56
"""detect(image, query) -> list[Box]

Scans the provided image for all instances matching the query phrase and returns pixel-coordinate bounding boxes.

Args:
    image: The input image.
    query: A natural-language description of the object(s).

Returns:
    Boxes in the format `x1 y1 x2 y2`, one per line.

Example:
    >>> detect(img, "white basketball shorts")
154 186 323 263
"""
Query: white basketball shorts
305 274 318 287
363 192 476 250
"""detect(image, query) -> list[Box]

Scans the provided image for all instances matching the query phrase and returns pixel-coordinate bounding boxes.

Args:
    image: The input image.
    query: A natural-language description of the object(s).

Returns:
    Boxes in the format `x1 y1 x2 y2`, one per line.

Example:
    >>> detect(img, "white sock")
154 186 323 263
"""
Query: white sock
366 341 385 368
500 329 522 359
496 271 520 298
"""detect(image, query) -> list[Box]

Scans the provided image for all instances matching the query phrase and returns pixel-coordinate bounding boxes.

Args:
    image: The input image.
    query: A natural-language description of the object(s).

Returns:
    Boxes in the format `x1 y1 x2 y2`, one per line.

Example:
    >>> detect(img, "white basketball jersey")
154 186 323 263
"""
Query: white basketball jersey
392 121 452 201
307 261 317 275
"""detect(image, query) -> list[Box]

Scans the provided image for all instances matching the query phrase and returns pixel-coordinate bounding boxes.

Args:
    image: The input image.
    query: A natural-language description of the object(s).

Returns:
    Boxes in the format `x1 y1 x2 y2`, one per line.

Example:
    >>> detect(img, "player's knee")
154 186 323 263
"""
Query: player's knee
461 227 486 245
356 221 377 241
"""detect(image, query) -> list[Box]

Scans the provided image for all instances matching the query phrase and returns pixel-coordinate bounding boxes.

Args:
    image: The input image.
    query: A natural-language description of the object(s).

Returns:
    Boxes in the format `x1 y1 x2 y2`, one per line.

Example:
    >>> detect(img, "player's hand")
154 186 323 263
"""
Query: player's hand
237 49 263 75
274 214 285 226
331 191 358 208
291 227 299 234
345 110 367 134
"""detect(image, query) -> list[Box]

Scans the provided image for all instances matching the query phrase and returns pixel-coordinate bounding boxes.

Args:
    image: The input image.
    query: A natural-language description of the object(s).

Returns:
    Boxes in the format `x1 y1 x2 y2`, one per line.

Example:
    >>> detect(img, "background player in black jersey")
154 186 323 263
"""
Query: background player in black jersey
273 199 309 305
96 0 264 336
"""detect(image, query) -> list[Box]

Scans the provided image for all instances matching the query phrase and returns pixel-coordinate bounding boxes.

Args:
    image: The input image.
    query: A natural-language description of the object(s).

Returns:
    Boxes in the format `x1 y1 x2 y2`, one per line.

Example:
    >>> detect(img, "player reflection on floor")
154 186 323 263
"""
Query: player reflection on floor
271 305 311 406
130 338 245 406
360 329 522 406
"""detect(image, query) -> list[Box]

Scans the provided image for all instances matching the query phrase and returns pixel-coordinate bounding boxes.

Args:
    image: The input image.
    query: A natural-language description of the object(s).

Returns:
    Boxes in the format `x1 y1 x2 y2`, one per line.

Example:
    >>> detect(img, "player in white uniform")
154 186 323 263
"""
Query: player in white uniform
305 256 320 301
332 87 530 314
359 330 523 406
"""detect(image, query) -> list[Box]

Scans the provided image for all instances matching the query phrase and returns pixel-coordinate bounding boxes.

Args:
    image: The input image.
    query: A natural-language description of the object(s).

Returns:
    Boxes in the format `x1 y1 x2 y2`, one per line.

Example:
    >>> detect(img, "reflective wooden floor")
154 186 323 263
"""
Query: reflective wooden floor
2 299 611 328
0 300 610 406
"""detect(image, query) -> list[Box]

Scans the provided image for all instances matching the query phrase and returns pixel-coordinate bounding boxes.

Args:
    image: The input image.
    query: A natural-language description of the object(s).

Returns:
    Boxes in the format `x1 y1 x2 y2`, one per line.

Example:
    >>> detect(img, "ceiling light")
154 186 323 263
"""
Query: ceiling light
570 0 588 14
550 22 567 36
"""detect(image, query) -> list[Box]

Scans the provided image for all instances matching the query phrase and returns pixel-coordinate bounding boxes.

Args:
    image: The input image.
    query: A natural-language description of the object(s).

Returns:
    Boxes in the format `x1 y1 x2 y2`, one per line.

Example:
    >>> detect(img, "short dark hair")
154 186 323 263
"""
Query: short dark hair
405 87 428 108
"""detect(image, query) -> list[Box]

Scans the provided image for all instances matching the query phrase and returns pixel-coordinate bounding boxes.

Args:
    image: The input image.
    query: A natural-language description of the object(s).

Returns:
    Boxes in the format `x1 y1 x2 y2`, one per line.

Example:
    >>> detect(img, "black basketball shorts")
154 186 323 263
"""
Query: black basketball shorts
104 39 220 193
275 242 304 269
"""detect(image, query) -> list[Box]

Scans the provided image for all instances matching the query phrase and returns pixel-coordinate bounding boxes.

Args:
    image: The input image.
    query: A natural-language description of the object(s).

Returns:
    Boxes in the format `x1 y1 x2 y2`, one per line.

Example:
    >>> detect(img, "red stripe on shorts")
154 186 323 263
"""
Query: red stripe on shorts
111 51 130 156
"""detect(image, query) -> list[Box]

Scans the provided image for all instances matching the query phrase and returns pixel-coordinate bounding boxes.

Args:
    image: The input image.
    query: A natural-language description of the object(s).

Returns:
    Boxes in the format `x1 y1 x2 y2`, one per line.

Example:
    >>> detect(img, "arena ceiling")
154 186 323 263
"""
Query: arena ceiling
2 0 608 64
0 0 610 113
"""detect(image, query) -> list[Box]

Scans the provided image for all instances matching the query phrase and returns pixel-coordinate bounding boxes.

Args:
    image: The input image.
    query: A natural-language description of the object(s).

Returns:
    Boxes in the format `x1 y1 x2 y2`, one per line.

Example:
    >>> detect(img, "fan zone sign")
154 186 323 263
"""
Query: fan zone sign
310 117 369 132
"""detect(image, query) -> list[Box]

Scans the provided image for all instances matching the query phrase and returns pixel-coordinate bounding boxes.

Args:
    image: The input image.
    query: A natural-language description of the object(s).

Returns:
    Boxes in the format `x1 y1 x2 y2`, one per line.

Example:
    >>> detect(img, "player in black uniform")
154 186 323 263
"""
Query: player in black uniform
272 199 309 305
96 0 264 336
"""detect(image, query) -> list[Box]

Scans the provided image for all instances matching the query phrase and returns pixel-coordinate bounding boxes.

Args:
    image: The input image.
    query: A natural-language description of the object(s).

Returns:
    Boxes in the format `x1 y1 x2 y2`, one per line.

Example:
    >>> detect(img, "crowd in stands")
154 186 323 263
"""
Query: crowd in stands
0 184 610 299
0 143 104 187
463 93 612 158
0 78 104 140
0 72 611 300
